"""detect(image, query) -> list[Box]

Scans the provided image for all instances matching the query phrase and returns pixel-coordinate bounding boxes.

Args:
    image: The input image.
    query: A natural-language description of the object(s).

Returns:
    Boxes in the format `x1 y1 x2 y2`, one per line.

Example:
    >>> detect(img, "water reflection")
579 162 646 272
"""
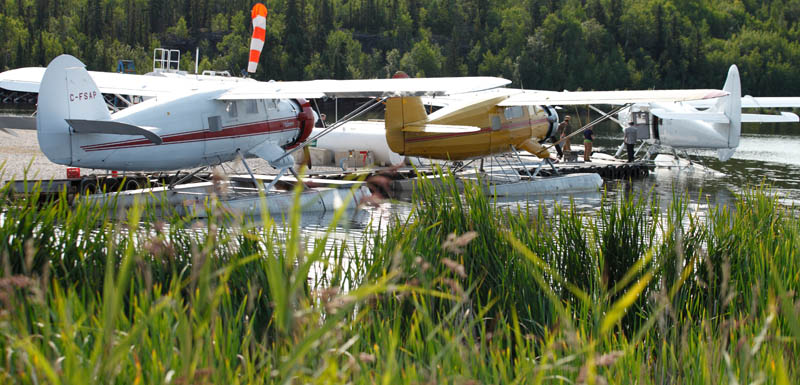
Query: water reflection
300 129 800 243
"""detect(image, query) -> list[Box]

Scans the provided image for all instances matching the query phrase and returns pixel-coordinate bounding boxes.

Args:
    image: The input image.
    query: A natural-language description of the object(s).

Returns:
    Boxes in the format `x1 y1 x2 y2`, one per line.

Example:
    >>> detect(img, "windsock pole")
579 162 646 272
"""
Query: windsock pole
248 3 268 73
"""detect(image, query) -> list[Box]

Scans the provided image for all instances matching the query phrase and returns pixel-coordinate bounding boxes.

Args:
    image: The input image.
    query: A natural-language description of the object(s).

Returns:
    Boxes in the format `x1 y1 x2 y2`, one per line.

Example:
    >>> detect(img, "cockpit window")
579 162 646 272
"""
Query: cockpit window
504 106 524 120
227 101 238 118
245 100 258 114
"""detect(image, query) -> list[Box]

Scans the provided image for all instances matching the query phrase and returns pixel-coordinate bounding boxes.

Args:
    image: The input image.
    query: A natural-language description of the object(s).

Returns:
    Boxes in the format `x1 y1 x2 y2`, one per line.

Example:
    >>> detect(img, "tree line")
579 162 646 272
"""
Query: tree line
2 0 799 95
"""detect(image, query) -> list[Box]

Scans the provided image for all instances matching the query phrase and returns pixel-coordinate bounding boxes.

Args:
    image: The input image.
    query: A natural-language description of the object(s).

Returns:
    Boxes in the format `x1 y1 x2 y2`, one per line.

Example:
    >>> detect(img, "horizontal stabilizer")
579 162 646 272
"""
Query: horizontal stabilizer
650 109 729 123
66 119 163 145
0 115 36 131
401 124 481 133
741 112 799 123
690 96 800 108
428 95 510 122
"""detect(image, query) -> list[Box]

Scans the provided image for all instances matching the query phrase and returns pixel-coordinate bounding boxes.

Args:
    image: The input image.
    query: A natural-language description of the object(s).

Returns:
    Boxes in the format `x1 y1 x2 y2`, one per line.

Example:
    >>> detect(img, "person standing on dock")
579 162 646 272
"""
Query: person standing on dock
550 135 564 160
623 122 637 162
557 115 572 160
583 126 594 162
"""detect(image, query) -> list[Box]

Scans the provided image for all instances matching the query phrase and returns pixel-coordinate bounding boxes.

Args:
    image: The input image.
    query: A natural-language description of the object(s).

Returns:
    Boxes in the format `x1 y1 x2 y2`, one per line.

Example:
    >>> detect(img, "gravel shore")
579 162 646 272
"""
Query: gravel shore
1 128 343 183
0 129 69 181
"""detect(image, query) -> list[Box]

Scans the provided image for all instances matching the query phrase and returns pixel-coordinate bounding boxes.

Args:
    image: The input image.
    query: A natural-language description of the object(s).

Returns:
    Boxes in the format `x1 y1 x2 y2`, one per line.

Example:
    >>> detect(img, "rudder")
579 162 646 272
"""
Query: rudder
711 65 741 152
36 54 110 165
384 71 428 154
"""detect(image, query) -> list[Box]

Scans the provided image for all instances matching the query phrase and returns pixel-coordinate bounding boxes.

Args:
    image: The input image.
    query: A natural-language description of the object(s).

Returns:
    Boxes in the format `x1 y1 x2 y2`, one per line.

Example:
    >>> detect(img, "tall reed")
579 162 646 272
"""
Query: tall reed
0 167 797 383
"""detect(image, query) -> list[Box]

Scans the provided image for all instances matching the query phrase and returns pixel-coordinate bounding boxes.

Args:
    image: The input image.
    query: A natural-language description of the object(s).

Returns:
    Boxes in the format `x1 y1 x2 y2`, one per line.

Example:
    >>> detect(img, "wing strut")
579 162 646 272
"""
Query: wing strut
545 104 631 152
272 96 388 164
588 105 622 125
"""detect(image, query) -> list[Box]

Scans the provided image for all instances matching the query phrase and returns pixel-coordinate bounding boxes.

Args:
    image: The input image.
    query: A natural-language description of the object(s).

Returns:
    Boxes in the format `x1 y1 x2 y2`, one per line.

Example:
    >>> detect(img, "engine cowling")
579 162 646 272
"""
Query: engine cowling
544 106 559 139
285 98 315 149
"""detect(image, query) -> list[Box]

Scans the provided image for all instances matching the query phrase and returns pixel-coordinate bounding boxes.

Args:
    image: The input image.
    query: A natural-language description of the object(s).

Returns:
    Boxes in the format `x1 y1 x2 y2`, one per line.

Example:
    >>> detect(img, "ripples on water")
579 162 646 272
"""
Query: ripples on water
303 128 800 247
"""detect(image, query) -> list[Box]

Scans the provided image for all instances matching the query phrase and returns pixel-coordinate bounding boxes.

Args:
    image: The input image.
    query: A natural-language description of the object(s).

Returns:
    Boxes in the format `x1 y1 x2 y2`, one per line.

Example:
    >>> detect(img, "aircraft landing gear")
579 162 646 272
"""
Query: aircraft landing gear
168 166 209 190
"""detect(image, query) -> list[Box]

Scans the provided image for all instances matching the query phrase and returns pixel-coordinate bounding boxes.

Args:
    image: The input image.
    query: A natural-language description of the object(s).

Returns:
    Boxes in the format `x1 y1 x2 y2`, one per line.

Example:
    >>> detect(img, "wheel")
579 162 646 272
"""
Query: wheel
80 179 98 196
124 179 141 191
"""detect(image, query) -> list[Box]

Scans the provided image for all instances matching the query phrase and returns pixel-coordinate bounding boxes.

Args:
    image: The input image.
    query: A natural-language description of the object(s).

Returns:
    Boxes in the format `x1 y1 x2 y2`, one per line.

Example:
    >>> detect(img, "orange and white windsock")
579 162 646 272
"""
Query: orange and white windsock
248 3 268 73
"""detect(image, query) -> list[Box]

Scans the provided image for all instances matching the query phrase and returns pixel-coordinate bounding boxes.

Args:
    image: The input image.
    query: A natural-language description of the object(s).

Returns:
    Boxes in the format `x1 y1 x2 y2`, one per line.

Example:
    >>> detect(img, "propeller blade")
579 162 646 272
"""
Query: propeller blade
303 146 312 169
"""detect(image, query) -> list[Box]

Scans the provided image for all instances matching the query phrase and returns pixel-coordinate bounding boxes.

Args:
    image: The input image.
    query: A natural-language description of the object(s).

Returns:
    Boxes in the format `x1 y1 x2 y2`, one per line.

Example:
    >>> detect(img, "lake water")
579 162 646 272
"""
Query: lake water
597 124 800 207
303 122 800 244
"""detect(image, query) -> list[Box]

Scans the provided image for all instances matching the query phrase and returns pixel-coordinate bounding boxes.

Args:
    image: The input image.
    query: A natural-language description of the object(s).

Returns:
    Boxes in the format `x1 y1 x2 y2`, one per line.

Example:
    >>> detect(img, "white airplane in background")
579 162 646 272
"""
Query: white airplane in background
598 65 800 161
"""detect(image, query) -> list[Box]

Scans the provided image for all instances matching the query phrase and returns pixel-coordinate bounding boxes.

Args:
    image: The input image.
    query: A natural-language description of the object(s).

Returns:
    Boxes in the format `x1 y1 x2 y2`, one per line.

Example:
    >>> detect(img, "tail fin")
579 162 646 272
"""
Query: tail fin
36 55 110 165
711 65 741 158
384 71 428 154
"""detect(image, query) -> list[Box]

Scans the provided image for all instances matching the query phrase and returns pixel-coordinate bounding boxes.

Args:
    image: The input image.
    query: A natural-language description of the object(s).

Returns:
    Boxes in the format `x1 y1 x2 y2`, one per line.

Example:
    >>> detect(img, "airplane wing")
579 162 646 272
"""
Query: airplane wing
0 67 256 97
741 112 799 123
0 67 44 93
214 76 511 100
421 88 727 107
247 140 294 168
3 65 510 100
421 88 524 107
688 96 800 108
497 89 728 106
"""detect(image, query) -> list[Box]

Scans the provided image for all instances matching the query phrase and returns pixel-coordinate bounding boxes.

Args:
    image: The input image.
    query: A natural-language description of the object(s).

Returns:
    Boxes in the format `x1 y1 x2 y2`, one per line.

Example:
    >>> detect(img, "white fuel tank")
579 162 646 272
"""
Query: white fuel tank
312 121 406 166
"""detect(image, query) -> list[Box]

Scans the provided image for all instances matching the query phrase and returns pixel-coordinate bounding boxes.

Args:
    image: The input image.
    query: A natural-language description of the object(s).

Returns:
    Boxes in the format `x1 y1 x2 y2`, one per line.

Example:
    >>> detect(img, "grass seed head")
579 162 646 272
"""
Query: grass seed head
326 294 356 314
441 277 464 297
442 258 467 279
442 231 479 254
577 351 623 385
316 287 340 308
0 275 37 306
414 257 431 272
358 352 376 363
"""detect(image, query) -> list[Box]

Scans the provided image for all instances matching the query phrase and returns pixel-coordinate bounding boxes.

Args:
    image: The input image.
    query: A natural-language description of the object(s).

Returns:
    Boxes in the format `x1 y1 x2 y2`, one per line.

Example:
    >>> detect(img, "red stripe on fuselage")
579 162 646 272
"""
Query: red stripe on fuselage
80 118 298 152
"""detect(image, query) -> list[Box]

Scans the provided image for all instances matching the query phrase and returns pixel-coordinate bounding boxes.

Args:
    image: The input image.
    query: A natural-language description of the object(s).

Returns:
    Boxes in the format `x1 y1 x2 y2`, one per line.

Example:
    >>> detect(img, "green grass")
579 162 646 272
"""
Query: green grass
0 168 798 384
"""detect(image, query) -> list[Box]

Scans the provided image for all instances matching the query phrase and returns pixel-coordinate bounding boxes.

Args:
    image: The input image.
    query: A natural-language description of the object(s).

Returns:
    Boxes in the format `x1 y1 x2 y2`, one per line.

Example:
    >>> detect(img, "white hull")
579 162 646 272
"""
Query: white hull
85 181 370 218
486 173 603 197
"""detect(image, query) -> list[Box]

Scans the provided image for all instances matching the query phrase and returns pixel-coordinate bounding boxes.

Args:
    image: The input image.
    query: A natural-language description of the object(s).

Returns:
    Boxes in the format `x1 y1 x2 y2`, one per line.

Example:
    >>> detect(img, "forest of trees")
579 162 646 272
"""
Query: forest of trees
2 0 800 95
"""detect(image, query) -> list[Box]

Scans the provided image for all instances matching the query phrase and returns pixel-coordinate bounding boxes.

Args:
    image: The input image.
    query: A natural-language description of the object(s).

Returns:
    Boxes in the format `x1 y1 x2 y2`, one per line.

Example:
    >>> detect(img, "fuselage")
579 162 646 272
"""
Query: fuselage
64 92 310 171
618 103 732 150
387 103 555 160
